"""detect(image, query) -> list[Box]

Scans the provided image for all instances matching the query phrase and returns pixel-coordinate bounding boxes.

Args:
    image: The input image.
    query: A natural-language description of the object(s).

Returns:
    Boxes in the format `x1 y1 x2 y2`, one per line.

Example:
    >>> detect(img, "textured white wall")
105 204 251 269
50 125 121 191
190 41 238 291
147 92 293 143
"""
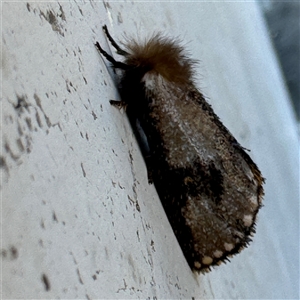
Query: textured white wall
1 2 298 299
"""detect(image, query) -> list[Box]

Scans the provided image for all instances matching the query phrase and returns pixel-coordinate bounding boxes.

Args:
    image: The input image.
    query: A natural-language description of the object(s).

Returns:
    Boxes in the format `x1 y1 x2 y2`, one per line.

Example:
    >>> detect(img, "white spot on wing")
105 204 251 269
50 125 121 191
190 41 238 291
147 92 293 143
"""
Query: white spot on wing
213 250 223 258
224 243 234 251
202 256 213 265
243 214 253 227
249 195 258 209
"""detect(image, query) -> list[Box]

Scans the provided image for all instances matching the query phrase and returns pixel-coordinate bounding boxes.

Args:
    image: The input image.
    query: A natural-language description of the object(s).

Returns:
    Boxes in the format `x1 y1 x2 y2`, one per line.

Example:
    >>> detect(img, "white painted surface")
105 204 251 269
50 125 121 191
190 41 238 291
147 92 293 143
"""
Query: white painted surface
1 2 298 299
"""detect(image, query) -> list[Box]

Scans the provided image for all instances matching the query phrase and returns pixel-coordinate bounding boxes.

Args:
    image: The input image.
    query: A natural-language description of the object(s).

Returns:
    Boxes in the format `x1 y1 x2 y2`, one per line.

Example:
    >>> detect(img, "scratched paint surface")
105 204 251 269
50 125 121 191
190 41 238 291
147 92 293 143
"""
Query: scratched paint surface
1 2 298 299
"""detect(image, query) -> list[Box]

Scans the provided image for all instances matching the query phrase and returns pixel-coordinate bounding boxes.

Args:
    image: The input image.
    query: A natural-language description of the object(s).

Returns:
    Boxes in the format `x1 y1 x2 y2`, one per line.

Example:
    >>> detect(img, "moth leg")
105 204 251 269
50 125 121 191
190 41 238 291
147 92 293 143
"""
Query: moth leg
145 155 154 184
232 142 250 152
109 100 127 110
95 42 130 70
102 25 129 56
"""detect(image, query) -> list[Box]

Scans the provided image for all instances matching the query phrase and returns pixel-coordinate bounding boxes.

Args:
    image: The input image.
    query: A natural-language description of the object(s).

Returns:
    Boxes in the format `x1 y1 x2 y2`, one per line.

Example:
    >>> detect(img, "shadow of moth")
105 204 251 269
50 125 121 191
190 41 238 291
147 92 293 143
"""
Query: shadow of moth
95 25 265 273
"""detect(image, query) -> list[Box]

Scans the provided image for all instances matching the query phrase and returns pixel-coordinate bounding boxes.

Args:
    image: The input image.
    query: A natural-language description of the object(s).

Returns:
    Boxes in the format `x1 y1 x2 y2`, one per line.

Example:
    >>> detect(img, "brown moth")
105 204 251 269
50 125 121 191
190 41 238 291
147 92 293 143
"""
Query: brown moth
95 25 265 273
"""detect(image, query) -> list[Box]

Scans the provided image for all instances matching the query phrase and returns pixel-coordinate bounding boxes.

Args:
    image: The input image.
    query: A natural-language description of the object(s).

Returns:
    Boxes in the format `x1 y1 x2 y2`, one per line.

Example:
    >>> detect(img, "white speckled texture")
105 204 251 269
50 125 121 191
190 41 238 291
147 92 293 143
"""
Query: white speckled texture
1 2 298 299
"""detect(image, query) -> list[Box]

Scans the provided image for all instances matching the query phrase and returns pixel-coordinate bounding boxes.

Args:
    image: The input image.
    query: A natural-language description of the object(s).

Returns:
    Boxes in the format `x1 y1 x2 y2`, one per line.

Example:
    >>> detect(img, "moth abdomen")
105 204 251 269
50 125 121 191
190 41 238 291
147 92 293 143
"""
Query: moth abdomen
95 26 265 273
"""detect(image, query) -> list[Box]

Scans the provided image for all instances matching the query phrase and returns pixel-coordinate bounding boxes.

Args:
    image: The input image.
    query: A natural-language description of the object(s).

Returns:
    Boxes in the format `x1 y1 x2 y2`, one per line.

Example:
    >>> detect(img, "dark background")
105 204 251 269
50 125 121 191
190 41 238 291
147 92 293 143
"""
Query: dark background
258 1 300 121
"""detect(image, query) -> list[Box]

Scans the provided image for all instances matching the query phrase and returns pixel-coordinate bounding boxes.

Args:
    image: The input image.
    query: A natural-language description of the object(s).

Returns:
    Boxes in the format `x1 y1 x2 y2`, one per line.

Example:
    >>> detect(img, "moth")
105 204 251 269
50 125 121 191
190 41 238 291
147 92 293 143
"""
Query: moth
95 25 265 273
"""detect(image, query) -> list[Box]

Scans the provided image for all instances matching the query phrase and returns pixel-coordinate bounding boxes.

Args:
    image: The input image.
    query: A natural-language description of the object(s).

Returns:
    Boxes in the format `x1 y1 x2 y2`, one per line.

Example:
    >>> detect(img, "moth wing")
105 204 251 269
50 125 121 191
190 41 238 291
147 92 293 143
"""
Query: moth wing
142 74 264 271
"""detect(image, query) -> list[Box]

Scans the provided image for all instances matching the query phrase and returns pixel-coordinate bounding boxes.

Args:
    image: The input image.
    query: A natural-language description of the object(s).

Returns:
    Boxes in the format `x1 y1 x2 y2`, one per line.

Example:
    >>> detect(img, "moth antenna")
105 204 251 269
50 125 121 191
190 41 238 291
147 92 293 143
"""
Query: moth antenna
95 42 130 70
102 25 129 56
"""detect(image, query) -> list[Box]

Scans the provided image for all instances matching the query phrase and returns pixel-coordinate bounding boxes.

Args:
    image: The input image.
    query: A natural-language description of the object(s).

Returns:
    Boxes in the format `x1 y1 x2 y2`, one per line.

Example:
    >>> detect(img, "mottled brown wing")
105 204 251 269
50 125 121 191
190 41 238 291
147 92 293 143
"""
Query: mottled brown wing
142 74 264 272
